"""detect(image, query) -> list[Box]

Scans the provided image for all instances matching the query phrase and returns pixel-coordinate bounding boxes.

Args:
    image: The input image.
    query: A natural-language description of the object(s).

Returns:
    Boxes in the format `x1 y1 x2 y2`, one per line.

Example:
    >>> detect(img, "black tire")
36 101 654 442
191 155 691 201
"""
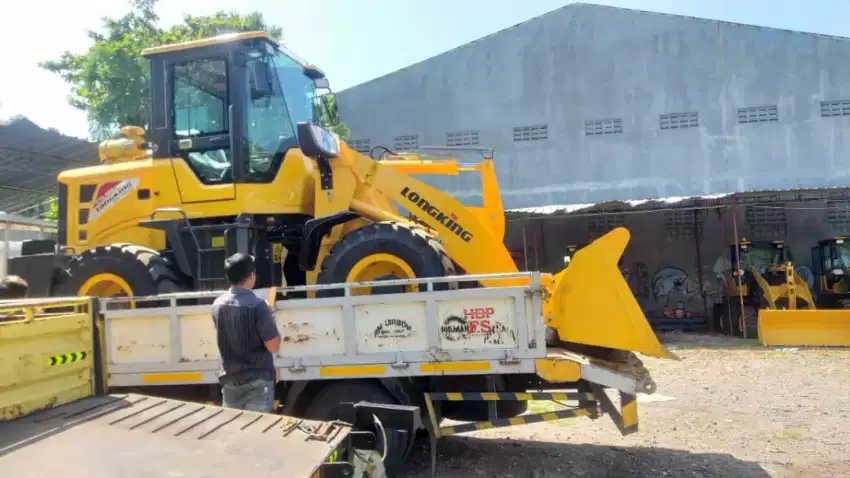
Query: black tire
727 297 759 339
55 243 183 298
304 381 411 474
316 222 456 297
742 304 759 339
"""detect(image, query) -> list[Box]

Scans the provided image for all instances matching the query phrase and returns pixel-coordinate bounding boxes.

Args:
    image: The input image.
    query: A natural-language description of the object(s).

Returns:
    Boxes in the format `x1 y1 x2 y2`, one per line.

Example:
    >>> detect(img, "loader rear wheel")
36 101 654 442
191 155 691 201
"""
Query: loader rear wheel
316 222 456 297
56 244 183 299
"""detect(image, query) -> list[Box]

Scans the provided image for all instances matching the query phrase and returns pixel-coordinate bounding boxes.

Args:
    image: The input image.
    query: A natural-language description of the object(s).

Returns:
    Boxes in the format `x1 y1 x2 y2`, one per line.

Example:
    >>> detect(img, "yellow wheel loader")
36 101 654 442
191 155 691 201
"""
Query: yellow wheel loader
6 32 672 464
756 237 850 346
811 237 850 308
718 238 815 338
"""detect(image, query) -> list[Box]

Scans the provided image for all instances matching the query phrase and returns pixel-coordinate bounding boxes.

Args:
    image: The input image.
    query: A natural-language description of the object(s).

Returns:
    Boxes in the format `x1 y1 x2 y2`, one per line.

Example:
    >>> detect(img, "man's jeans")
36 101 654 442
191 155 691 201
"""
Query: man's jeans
221 378 275 412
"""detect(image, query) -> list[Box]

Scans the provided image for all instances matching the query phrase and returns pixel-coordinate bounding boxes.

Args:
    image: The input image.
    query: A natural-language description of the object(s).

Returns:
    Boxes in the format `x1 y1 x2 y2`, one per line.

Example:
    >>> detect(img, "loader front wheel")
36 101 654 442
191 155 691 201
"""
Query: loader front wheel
56 244 183 299
316 222 455 297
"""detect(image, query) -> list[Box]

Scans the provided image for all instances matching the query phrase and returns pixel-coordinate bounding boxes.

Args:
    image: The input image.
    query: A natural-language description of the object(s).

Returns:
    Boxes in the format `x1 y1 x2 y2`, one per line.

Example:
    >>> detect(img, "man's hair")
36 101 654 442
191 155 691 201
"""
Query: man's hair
0 275 29 299
224 253 255 285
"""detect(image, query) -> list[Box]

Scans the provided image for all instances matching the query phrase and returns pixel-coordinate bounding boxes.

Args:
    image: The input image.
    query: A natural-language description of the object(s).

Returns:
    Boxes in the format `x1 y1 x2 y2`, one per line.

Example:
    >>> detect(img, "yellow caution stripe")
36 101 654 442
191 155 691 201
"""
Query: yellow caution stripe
319 364 385 377
438 408 592 436
420 361 490 373
47 351 87 366
620 393 638 433
142 372 202 383
428 392 594 401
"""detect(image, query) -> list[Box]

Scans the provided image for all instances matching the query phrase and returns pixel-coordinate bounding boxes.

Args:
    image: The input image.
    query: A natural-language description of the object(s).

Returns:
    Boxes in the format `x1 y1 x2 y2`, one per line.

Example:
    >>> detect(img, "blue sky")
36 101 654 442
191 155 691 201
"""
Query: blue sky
0 0 844 139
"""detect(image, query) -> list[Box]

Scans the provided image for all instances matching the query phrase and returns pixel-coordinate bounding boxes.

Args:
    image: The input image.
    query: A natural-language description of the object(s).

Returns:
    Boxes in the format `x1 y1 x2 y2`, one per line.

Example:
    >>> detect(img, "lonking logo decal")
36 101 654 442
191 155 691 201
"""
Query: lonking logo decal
400 186 473 242
89 178 140 220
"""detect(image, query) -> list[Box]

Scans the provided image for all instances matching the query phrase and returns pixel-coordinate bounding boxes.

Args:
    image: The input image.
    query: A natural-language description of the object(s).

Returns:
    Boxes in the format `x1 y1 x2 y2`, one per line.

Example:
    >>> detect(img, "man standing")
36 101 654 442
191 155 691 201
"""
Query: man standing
212 253 281 412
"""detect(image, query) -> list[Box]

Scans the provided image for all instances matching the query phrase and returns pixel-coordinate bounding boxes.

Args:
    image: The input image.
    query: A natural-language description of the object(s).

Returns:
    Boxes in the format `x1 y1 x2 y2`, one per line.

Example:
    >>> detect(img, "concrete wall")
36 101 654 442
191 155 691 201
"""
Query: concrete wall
505 189 850 319
337 4 850 209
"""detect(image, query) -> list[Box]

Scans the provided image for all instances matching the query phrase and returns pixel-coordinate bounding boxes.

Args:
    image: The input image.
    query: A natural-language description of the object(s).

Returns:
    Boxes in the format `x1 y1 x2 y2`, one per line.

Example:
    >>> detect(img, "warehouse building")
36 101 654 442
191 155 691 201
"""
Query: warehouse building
337 3 850 210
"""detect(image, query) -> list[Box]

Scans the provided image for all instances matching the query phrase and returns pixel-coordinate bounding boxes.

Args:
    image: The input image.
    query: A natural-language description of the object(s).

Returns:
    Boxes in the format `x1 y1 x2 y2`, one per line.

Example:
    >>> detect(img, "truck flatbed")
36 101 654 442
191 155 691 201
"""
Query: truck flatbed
0 393 348 478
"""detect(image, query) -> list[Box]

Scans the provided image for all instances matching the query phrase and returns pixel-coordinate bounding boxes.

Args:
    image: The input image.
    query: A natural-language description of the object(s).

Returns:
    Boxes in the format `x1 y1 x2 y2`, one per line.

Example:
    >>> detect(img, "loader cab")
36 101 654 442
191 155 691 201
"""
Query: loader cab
142 32 334 187
812 237 850 294
726 239 790 296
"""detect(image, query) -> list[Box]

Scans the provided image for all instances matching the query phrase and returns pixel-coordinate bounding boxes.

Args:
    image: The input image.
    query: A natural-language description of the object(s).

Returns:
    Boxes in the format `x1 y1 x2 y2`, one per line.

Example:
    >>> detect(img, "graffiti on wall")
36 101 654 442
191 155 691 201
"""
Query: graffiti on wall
625 256 818 319
649 267 706 318
625 261 651 298
623 262 717 318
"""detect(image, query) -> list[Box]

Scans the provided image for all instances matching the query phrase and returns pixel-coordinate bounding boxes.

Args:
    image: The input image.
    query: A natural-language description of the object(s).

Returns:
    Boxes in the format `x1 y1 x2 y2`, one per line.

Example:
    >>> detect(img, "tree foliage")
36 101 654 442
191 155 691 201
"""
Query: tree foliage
43 198 59 221
320 94 350 139
40 0 283 140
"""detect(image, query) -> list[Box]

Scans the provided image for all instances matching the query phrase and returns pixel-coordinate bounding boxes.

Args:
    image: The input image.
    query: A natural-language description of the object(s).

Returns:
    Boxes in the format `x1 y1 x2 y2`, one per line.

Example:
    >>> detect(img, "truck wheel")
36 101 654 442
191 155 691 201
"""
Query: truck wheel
303 381 413 472
55 244 183 298
316 222 456 297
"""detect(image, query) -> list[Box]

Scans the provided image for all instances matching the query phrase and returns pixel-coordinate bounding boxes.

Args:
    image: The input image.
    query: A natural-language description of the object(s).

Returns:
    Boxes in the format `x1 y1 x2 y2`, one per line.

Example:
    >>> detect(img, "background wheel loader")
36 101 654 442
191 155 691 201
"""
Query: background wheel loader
6 31 673 463
717 238 815 338
811 237 850 308
756 236 850 346
754 237 850 346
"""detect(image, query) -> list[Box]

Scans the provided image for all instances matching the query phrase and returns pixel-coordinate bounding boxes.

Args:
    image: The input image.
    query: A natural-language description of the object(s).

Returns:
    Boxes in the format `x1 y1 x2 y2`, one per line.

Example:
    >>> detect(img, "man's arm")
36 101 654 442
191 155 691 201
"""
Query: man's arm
256 303 281 353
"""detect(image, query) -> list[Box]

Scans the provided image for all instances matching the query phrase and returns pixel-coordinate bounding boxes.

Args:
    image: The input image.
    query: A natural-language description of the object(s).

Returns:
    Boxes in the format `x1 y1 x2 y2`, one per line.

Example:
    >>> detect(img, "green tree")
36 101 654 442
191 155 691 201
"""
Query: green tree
43 198 59 221
40 0 284 140
319 93 350 139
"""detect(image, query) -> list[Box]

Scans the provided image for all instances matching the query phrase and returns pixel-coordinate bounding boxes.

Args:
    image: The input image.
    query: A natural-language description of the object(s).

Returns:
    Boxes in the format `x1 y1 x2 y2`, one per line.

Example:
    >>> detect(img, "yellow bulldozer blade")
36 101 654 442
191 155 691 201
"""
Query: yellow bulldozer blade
759 309 850 346
548 227 678 360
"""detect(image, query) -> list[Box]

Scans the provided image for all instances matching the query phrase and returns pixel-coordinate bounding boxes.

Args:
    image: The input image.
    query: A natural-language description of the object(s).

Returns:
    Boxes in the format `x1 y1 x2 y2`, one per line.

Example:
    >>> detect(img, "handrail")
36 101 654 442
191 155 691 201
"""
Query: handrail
99 271 540 305
150 207 202 276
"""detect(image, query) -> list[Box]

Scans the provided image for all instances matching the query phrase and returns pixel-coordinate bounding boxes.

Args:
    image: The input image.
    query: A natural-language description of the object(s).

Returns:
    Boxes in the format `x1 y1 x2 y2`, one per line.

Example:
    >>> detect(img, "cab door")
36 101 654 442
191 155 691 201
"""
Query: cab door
169 55 236 203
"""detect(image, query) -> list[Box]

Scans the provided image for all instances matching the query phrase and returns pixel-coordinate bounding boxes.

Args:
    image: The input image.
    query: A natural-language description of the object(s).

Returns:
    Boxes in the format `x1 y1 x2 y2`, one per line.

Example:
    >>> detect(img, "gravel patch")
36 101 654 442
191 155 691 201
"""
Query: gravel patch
404 333 850 477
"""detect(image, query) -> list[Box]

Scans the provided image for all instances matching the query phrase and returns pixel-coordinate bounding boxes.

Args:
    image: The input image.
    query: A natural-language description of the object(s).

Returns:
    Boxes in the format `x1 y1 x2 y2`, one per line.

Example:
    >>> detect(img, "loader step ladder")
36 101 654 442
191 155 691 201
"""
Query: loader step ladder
145 208 260 286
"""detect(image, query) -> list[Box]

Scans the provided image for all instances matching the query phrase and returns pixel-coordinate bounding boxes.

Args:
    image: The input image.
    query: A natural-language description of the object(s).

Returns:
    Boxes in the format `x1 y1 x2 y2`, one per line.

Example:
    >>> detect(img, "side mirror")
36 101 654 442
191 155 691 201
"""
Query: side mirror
249 60 274 99
297 122 339 158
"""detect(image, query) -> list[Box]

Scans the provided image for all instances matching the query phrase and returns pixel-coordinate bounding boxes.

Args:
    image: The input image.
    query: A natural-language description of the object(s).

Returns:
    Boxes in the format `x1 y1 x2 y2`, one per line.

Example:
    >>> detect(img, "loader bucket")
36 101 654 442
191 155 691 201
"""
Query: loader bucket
548 227 678 360
759 309 850 346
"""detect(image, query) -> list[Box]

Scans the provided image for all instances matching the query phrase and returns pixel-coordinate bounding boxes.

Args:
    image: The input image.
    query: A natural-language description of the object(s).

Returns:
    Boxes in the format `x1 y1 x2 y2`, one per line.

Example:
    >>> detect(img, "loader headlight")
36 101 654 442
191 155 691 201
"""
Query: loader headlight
832 268 844 275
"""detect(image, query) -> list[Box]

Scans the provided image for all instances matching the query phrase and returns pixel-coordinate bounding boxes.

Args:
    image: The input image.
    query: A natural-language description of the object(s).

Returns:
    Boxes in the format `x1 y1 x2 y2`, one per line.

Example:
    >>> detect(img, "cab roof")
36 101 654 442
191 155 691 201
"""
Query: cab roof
141 31 278 57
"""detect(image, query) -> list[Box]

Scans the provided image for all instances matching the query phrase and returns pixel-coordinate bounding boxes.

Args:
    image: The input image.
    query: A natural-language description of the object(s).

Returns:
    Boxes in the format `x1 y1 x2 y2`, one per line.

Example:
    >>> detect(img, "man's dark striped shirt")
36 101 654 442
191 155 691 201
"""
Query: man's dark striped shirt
212 288 279 384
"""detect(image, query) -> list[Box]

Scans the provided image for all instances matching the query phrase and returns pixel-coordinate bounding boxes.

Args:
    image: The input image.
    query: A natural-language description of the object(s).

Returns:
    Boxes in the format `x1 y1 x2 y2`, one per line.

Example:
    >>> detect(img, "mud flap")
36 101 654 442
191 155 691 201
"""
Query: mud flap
759 309 850 346
548 227 678 360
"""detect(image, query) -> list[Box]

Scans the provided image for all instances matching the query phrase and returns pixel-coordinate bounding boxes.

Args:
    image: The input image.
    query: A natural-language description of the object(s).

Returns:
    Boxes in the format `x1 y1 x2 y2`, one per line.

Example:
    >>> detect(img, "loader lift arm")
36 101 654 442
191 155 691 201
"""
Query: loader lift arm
302 133 673 359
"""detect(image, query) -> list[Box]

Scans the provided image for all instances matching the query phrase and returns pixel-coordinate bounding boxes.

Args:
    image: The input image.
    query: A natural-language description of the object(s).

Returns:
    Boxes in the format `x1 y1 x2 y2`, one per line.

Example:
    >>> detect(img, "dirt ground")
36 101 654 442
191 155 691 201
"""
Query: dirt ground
404 333 850 477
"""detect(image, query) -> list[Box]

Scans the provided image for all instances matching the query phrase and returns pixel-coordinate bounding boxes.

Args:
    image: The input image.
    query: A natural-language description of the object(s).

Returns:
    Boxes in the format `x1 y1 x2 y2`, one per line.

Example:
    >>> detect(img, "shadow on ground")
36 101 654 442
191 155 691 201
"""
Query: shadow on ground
404 435 769 478
658 332 766 351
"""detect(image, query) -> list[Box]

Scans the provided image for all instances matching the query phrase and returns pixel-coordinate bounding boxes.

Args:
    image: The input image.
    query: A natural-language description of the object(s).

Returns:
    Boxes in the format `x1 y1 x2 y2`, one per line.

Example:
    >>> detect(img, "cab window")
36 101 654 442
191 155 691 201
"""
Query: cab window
173 58 233 184
243 48 317 183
